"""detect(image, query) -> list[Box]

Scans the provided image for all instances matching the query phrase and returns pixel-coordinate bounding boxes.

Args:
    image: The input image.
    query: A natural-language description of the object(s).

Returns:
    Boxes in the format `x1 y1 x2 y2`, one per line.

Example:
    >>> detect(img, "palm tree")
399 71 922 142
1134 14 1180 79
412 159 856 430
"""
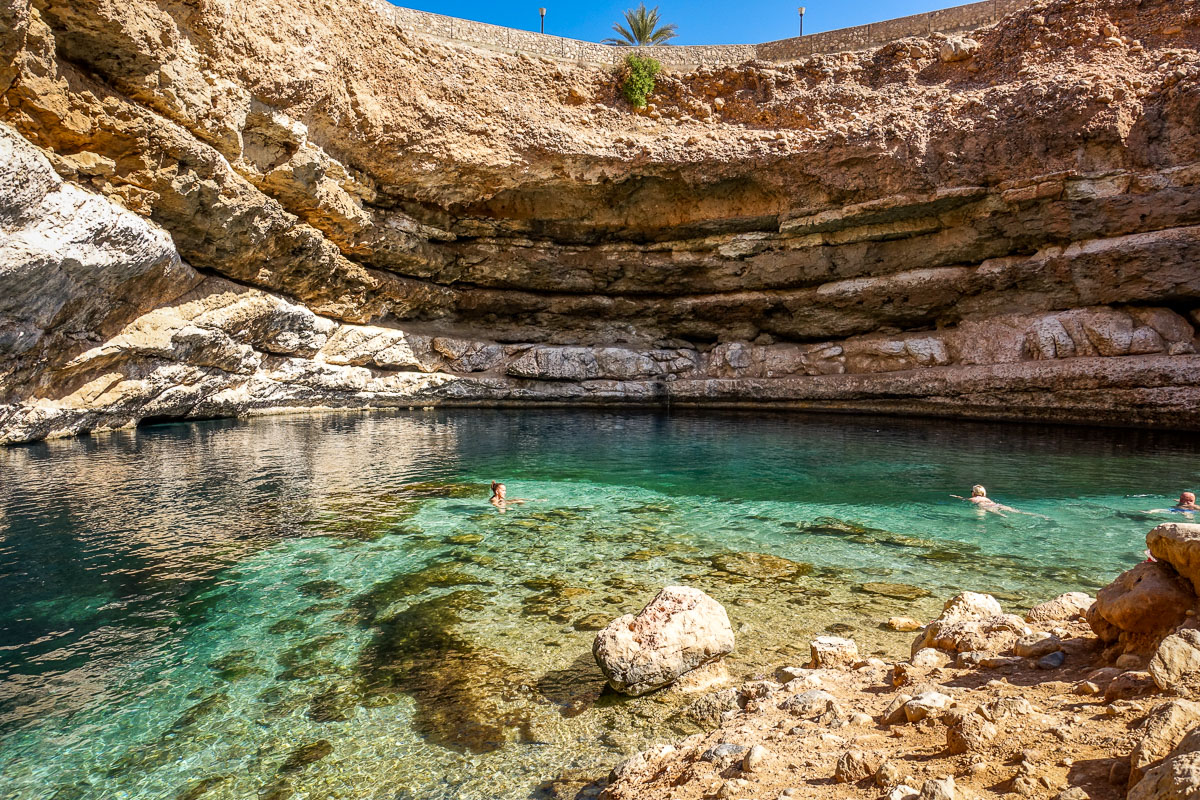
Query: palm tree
603 3 678 46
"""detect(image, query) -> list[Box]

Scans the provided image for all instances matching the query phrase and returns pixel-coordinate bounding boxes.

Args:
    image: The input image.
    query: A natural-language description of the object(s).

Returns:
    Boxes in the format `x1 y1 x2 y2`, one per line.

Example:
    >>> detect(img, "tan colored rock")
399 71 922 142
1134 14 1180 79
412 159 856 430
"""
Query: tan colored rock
810 636 859 669
1093 561 1194 635
1026 592 1095 623
1150 630 1200 697
1130 700 1200 787
835 749 881 783
947 714 998 754
592 586 735 696
889 617 924 632
1148 524 1200 595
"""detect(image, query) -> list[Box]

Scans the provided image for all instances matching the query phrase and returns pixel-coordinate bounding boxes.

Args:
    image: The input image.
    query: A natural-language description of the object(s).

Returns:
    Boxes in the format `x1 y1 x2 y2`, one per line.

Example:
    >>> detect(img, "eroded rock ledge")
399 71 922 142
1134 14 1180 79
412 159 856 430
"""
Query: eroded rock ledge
1 0 1198 442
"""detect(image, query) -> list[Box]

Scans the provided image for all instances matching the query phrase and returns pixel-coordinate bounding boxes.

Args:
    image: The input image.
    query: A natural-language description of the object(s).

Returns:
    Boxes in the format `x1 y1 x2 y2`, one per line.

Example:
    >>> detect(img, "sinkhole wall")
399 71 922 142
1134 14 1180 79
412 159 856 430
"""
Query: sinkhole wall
0 0 1198 443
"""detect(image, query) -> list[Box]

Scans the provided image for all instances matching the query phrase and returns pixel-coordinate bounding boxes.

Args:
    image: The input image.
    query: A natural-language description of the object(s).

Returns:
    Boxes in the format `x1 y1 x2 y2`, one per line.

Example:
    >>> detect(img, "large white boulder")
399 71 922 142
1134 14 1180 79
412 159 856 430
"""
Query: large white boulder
592 586 734 696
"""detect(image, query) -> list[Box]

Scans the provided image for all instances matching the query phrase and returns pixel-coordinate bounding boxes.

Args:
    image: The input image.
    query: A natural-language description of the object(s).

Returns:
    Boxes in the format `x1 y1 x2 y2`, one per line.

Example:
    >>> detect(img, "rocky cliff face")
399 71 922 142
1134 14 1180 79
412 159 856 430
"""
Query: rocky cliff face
1 0 1198 443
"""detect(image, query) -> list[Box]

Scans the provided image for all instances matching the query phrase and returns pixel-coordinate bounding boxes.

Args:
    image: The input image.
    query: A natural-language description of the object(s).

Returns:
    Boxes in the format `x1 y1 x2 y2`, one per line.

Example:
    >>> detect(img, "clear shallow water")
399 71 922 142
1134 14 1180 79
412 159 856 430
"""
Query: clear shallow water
0 410 1197 800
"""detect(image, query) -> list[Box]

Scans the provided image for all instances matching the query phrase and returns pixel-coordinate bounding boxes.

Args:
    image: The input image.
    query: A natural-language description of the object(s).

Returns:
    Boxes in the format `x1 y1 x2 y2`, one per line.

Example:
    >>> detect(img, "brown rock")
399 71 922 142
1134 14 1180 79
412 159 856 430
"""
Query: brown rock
1093 562 1194 635
1106 671 1160 703
1130 699 1200 787
1148 524 1200 595
1149 630 1200 697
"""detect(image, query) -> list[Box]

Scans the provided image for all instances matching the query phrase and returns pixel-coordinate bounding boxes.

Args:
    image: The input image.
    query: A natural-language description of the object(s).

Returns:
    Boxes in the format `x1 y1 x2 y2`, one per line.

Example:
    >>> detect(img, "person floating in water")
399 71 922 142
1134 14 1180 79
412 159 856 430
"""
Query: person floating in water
1146 491 1199 516
951 485 1019 516
489 481 528 514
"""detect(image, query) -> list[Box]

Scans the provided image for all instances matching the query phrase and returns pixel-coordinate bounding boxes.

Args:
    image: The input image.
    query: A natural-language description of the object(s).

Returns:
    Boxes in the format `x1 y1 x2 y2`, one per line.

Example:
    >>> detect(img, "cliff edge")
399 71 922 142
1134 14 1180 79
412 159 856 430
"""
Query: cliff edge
1 0 1198 443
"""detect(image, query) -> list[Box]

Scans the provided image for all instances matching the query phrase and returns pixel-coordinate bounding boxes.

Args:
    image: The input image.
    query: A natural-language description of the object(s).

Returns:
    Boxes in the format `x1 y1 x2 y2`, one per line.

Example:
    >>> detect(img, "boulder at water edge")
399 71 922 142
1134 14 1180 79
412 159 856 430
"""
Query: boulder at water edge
912 592 1027 656
1091 561 1193 636
593 586 735 696
1148 523 1200 594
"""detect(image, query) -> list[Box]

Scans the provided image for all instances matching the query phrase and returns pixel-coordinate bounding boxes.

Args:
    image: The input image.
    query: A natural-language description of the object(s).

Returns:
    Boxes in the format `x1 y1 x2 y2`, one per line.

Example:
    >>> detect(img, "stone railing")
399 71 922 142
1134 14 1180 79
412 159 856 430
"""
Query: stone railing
368 0 1032 68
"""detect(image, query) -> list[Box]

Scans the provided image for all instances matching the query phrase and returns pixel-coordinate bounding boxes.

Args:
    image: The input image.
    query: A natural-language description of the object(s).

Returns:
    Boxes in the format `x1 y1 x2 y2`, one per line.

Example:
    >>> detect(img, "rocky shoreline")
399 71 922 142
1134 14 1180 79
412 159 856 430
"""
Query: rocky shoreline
587 522 1200 800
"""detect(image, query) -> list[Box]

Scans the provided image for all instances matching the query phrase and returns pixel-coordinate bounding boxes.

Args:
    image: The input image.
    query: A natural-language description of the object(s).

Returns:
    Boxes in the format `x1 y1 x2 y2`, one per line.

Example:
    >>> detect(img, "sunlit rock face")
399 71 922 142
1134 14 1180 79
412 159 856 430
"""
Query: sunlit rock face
1 0 1198 442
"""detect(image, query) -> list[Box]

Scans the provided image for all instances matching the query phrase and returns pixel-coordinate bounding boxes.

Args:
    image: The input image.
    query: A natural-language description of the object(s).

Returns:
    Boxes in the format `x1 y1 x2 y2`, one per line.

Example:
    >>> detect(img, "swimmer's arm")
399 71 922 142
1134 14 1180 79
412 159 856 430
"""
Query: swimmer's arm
950 495 965 500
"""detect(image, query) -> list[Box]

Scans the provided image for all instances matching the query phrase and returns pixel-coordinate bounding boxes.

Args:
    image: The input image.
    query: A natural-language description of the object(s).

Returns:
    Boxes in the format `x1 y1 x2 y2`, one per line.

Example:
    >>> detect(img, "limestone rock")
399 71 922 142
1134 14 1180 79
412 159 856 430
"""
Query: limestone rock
939 37 979 63
1130 700 1200 787
911 648 950 669
889 617 924 632
1093 561 1194 635
835 749 880 783
1150 630 1200 697
919 776 957 800
1129 752 1200 800
1026 593 1095 624
742 744 769 772
940 592 1003 621
905 691 953 723
1106 671 1160 703
1014 633 1063 658
882 693 914 725
1148 524 1200 595
947 714 998 754
780 689 840 719
592 586 734 696
609 744 677 784
810 636 859 669
2 0 1200 448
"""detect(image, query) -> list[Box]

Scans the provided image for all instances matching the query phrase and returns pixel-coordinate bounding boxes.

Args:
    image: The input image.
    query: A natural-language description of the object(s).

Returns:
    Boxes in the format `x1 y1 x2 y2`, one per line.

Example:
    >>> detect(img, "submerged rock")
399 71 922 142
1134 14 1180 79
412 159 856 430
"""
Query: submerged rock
278 740 333 773
592 586 735 696
709 551 812 580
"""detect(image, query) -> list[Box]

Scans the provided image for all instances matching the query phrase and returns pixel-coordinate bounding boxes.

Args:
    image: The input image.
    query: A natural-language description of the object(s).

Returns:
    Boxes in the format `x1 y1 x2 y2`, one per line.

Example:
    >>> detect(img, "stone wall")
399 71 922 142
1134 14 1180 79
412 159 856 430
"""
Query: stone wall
759 0 1031 60
369 0 1032 68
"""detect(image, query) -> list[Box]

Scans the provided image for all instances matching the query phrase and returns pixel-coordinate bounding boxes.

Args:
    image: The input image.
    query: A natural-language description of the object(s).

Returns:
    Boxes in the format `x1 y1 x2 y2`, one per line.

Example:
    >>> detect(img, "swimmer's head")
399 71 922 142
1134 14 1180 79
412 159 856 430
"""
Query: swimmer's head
1182 491 1197 506
971 485 987 497
491 482 506 498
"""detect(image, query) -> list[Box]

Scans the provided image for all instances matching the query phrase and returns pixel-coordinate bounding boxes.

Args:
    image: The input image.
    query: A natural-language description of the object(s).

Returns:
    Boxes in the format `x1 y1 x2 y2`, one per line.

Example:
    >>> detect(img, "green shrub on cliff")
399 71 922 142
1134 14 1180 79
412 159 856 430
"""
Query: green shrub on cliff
619 53 661 108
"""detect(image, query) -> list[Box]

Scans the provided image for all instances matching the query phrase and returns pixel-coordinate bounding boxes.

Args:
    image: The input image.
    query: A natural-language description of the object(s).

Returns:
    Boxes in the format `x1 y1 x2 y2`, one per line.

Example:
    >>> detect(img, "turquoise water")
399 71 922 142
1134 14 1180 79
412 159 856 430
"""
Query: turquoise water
0 410 1196 800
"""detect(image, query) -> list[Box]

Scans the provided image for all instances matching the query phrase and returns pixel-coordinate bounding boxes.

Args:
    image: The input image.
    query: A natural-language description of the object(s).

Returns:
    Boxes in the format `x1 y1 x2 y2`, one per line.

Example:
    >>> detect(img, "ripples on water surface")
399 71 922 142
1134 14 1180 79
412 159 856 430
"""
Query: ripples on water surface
1 410 1197 800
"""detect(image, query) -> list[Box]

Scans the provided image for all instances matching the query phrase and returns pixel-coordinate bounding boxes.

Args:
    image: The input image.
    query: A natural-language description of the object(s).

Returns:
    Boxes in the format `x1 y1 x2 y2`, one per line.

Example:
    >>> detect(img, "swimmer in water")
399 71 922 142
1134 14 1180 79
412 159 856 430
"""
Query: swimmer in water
950 485 1019 516
1148 491 1199 515
489 481 528 514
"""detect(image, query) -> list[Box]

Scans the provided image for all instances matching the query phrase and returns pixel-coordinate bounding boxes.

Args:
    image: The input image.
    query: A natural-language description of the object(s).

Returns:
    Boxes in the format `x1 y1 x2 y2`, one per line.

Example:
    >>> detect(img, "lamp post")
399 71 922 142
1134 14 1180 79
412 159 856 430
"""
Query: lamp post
539 7 546 34
798 6 806 36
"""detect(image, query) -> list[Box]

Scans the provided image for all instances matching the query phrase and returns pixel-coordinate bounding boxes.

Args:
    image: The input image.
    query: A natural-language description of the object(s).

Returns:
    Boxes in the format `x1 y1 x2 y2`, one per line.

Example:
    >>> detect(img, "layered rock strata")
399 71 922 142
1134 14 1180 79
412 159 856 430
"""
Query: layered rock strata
2 0 1199 442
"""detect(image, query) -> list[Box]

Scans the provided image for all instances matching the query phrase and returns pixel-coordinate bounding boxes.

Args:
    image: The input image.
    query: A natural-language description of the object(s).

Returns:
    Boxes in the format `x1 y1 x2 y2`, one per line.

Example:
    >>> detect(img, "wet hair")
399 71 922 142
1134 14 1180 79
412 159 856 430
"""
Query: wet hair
491 482 504 495
971 485 987 497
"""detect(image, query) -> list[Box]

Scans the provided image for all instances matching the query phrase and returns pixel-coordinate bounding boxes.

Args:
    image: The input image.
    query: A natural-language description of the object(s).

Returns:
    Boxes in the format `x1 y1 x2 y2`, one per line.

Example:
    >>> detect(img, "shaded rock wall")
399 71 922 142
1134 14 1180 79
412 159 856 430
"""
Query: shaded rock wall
0 0 1198 442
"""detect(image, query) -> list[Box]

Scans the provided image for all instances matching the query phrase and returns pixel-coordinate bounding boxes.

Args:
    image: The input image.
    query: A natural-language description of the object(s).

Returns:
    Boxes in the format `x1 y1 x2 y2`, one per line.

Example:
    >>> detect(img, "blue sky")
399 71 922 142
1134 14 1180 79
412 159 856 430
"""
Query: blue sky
388 0 969 45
